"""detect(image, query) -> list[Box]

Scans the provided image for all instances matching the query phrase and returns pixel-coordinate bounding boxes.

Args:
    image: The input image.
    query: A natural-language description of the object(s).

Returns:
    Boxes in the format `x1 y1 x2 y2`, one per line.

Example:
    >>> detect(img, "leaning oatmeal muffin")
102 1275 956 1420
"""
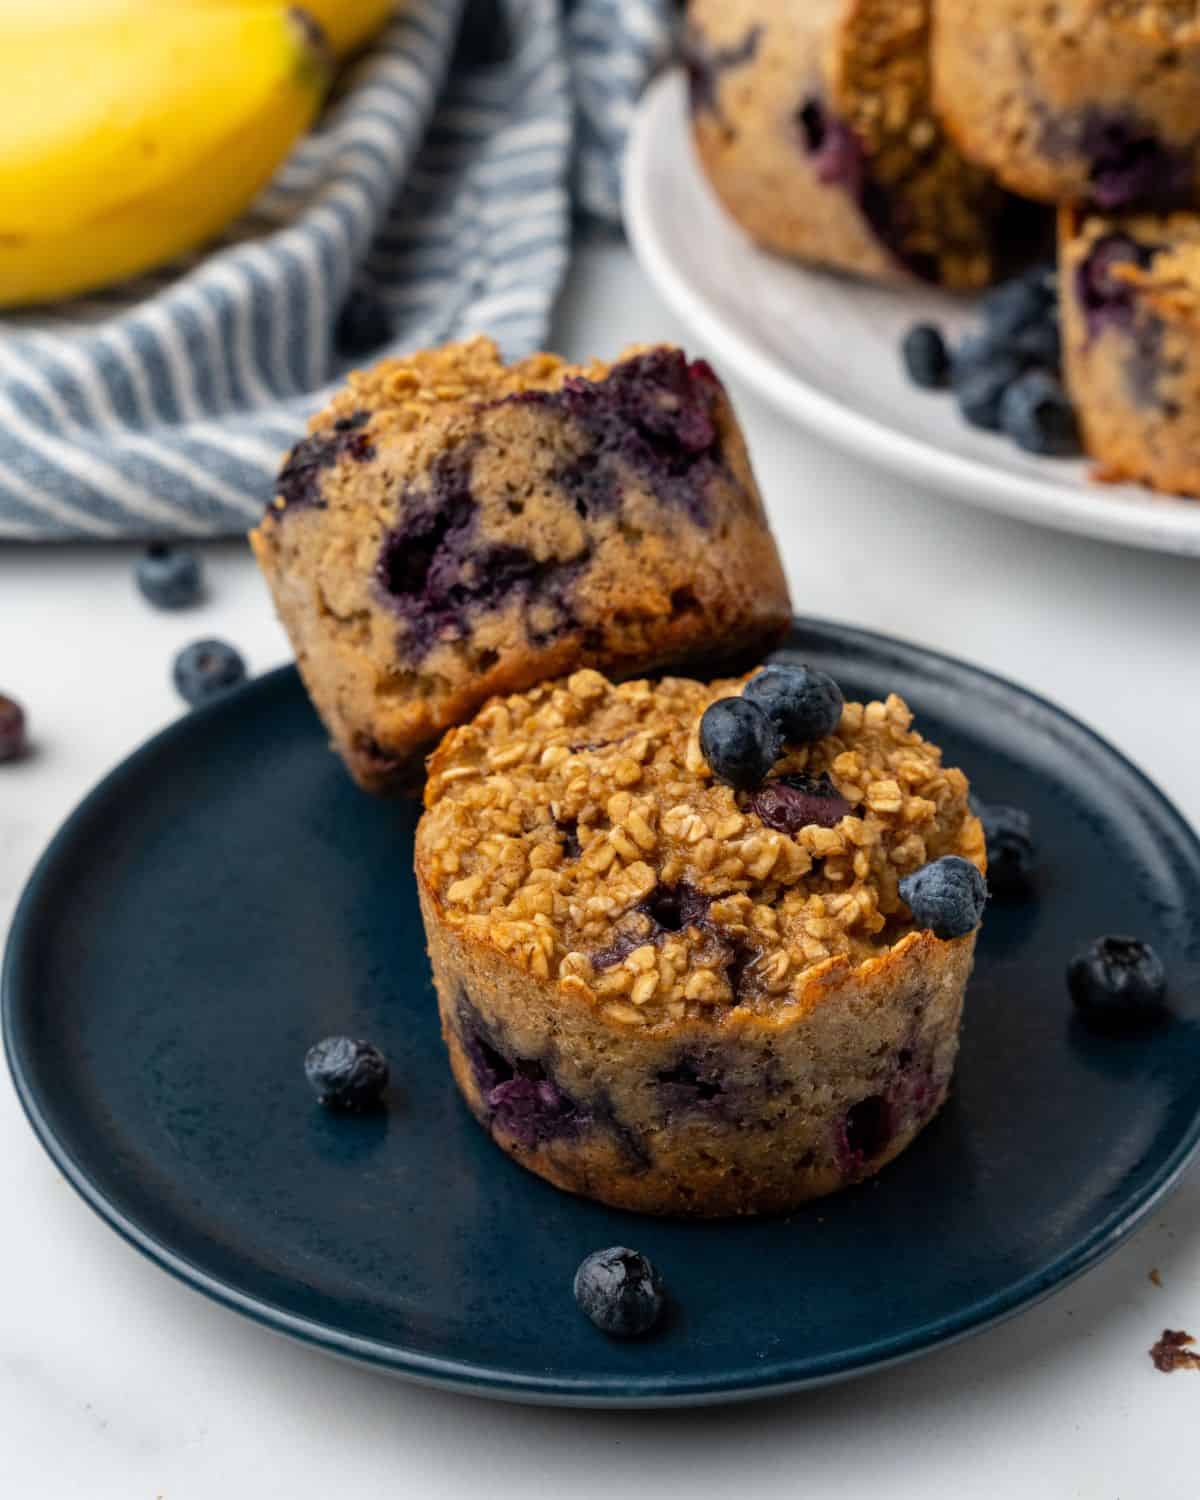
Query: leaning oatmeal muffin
1060 206 1200 495
416 665 986 1217
250 338 790 794
685 0 1016 289
933 0 1200 210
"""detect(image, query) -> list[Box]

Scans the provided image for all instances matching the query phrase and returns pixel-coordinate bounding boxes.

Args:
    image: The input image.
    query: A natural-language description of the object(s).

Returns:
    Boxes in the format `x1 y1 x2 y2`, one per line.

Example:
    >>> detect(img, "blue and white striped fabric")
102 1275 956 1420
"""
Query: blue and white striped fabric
0 0 673 541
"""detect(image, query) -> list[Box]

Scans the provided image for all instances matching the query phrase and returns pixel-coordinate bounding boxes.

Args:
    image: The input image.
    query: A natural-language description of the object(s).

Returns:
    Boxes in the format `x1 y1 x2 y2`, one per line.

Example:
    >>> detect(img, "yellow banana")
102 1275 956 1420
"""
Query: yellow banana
293 0 395 57
0 4 330 307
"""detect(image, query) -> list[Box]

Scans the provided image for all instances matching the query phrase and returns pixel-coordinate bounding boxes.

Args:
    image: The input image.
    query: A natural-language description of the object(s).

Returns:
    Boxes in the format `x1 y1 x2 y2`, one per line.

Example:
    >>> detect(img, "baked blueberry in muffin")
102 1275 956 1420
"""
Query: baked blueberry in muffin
1059 206 1200 495
933 0 1200 211
685 0 1020 290
416 666 986 1217
251 337 792 792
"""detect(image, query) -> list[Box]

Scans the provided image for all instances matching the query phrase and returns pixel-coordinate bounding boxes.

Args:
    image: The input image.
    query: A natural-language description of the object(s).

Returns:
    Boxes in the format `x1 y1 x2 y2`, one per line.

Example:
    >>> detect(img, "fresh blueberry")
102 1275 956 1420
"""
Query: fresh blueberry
304 1036 390 1111
699 697 779 789
952 346 1025 431
135 543 203 610
0 693 27 763
1000 370 1082 456
1068 936 1167 1031
901 323 951 389
744 663 844 745
982 269 1054 341
1011 318 1062 370
173 639 247 708
973 800 1035 901
899 856 987 940
335 286 393 359
573 1247 665 1339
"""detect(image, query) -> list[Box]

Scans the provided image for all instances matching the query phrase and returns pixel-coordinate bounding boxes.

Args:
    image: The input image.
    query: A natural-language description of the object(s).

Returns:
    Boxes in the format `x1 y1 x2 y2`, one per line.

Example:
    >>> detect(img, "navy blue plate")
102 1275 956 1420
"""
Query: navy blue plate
6 620 1200 1406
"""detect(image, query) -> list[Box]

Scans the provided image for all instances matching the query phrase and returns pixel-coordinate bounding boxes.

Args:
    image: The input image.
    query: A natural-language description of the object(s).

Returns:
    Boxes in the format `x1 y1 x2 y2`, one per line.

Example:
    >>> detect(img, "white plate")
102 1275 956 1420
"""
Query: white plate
624 71 1200 558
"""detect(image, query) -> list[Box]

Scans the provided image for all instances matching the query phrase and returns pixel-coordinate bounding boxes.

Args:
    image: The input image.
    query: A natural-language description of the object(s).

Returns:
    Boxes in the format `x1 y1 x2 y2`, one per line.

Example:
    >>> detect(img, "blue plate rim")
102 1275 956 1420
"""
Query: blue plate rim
6 617 1200 1407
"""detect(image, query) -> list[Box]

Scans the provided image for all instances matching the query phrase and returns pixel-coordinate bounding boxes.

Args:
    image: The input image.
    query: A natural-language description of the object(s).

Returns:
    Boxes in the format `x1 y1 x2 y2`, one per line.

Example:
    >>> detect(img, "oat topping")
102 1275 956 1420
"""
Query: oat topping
420 671 984 1028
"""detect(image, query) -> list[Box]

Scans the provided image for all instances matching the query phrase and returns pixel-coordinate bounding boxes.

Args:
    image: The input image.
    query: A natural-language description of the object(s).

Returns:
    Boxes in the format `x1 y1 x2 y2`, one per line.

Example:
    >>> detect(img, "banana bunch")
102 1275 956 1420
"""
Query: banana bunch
0 1 395 308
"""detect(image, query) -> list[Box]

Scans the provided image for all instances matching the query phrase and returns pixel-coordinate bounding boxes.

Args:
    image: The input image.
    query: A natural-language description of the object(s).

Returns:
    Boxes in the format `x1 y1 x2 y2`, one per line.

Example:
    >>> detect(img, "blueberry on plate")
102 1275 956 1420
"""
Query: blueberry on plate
573 1247 665 1339
136 543 203 610
1068 936 1167 1031
973 800 1035 901
1011 319 1063 372
744 663 844 745
335 286 393 359
952 346 1025 432
982 267 1055 341
899 856 988 940
1000 370 1082 456
901 323 951 389
0 693 27 763
699 697 779 789
304 1036 390 1111
173 639 247 708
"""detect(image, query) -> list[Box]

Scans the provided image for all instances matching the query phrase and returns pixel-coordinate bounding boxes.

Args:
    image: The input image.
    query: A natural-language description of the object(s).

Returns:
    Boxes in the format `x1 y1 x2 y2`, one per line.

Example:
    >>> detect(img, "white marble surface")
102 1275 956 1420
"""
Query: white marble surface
2 241 1199 1496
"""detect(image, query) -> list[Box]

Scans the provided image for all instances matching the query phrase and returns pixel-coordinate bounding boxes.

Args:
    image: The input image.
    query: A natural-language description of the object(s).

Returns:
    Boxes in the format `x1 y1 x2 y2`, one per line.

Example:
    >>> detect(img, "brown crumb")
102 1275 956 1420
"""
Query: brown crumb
1150 1328 1200 1372
1149 1268 1164 1288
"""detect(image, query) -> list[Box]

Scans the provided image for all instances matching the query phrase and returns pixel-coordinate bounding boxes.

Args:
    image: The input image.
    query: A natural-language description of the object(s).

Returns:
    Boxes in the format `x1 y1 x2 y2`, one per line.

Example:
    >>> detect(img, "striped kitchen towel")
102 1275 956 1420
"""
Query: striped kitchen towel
0 0 674 541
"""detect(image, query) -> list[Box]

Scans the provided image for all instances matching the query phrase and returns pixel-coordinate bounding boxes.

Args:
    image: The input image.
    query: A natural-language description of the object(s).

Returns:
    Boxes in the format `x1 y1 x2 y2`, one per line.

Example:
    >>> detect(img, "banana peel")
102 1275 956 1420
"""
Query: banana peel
0 4 331 307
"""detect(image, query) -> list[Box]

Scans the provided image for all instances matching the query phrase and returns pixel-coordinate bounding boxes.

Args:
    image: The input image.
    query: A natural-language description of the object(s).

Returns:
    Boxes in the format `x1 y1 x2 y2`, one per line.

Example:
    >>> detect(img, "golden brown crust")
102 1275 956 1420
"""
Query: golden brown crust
688 0 1006 290
417 671 983 1216
1060 205 1200 496
251 338 791 794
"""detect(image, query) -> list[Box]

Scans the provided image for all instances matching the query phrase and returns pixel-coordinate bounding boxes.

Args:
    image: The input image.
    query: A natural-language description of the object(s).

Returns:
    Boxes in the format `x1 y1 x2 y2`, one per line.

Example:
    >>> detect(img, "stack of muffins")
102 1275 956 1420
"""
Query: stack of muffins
253 335 987 1217
685 0 1200 497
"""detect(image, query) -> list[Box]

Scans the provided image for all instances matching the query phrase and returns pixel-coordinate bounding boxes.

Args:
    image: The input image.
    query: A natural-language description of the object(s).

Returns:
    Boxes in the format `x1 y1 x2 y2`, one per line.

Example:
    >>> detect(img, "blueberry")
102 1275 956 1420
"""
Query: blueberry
1068 936 1167 1031
1012 318 1062 370
982 270 1054 341
1000 370 1082 456
744 663 844 745
304 1036 390 1111
973 800 1035 901
335 286 393 359
899 856 987 940
173 639 247 707
901 324 951 389
750 772 852 834
699 697 779 789
135 543 203 610
0 693 27 763
952 347 1025 432
573 1247 665 1339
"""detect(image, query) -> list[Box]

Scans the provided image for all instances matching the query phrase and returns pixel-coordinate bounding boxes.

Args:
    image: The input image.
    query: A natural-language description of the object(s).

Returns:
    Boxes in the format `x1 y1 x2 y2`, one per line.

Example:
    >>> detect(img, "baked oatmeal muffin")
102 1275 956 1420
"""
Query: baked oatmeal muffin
250 338 791 793
685 0 1016 289
416 666 986 1217
933 0 1200 210
1060 206 1200 495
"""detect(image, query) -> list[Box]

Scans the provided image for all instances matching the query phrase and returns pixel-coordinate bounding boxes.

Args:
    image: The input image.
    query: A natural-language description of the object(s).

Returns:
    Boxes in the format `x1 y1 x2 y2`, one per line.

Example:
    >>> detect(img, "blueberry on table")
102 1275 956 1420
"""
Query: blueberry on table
1068 937 1167 1031
1000 370 1082 456
699 697 779 789
0 693 27 763
136 543 203 610
335 286 393 359
973 800 1035 901
173 639 246 707
744 663 844 745
899 856 988 940
574 1247 665 1339
304 1036 390 1111
901 323 951 389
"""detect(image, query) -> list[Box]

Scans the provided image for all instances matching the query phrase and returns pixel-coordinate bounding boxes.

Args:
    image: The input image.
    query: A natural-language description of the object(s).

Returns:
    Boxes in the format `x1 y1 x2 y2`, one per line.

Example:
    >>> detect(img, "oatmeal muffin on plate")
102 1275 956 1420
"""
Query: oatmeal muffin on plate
933 0 1200 211
1060 206 1200 496
250 337 791 793
416 664 987 1217
684 0 1014 289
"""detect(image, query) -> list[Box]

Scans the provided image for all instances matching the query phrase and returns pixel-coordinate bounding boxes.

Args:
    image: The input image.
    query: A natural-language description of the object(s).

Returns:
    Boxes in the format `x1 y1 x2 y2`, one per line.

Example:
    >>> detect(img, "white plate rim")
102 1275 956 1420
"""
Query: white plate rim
624 70 1200 559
